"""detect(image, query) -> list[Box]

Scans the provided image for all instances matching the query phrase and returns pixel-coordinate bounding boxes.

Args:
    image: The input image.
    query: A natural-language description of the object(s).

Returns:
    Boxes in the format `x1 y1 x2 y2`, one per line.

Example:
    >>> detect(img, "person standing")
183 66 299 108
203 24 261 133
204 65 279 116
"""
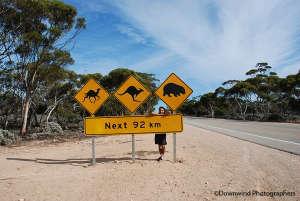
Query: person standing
155 106 168 161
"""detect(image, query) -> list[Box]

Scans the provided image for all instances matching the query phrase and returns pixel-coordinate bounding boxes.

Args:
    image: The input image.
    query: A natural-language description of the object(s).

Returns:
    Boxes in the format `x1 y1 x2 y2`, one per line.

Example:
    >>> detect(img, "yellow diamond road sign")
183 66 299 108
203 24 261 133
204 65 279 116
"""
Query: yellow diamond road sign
155 73 193 111
114 75 151 113
74 79 110 115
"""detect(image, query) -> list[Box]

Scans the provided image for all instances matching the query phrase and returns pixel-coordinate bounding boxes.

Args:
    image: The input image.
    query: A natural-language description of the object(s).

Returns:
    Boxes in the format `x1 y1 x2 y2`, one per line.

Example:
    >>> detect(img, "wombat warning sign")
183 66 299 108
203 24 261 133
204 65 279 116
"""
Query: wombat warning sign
155 73 193 111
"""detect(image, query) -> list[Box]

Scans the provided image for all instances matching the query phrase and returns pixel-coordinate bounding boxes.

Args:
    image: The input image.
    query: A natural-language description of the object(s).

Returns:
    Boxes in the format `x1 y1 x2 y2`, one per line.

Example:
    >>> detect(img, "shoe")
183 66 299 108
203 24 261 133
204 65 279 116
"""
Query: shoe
156 156 162 161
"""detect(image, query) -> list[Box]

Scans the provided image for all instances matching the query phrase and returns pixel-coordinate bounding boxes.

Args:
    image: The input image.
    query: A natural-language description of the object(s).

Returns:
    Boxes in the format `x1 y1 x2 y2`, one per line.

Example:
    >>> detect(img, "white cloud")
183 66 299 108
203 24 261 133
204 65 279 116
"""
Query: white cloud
116 24 147 44
110 0 300 84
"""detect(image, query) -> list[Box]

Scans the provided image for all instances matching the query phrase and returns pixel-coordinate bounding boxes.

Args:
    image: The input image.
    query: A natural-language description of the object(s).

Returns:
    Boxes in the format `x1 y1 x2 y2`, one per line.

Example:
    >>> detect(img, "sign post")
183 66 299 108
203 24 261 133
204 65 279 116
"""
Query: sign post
131 113 136 162
155 73 193 162
173 132 176 162
113 75 151 162
92 137 96 165
171 110 177 163
74 79 110 166
132 134 135 162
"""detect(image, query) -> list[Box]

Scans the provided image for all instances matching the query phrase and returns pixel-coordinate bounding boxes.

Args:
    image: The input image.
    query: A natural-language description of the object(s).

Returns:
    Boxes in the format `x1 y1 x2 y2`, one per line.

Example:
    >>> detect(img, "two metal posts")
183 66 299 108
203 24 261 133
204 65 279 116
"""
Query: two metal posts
90 110 177 165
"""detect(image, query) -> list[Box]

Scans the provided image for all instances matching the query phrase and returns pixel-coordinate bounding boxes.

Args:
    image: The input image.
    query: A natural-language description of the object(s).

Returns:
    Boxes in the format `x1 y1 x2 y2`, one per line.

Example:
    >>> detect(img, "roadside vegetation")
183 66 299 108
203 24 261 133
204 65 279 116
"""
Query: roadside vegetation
0 0 158 144
180 63 300 122
0 1 299 146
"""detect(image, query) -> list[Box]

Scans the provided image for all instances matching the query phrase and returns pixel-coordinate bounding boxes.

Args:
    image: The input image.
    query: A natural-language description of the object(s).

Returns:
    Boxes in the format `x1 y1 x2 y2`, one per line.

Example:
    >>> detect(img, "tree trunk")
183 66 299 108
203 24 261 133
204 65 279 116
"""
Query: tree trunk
21 96 31 135
28 108 32 130
209 104 214 118
46 96 62 126
46 105 57 125
235 97 243 119
242 104 248 120
4 115 9 130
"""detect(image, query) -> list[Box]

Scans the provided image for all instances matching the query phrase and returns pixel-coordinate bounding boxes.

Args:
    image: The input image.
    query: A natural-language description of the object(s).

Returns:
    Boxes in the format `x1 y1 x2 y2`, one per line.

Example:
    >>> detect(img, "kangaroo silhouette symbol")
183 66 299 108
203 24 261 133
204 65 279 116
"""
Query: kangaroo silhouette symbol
118 86 144 102
163 83 186 97
83 88 100 103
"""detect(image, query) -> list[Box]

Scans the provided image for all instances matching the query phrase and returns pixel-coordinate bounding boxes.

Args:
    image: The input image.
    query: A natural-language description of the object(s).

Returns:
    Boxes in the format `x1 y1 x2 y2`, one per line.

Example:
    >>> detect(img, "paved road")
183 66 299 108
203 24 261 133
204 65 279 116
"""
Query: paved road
185 117 300 155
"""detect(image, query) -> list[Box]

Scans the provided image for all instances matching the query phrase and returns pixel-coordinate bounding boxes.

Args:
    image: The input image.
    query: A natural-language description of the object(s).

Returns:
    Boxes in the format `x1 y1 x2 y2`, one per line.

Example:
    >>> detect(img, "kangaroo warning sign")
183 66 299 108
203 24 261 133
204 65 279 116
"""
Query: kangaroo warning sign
74 79 110 115
155 73 193 111
114 75 151 113
84 114 183 135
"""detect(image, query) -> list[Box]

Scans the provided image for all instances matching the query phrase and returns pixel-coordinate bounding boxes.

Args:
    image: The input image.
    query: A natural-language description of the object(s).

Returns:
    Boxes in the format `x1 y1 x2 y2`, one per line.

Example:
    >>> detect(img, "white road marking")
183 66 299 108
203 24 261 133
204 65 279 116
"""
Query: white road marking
186 121 300 146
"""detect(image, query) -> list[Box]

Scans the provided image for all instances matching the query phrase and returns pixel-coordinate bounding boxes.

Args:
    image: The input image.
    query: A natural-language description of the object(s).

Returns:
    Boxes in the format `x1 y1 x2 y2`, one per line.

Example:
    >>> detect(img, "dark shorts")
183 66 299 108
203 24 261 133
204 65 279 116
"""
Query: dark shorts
155 134 167 145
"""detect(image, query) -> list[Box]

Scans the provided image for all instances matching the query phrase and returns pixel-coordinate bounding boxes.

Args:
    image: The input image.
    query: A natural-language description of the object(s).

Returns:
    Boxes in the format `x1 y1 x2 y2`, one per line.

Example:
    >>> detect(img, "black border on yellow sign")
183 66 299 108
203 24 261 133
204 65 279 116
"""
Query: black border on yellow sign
74 78 110 115
113 74 152 113
154 73 193 111
84 114 183 135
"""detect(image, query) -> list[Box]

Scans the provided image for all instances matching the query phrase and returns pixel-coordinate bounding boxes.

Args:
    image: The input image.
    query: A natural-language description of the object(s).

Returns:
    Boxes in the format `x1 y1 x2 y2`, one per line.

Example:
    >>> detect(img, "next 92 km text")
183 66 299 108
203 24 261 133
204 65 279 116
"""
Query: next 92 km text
84 114 183 135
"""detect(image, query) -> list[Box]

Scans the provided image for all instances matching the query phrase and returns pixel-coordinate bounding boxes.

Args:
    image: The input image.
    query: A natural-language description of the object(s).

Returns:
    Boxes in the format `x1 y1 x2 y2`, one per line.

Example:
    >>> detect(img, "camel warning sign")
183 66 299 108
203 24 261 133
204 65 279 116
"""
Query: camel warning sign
74 79 110 115
155 73 193 111
114 75 151 113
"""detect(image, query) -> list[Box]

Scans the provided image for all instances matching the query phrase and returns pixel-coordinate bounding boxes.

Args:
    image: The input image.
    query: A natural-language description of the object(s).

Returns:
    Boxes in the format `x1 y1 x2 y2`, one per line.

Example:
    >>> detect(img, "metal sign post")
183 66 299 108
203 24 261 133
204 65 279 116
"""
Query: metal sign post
91 114 96 166
92 137 96 165
155 73 193 163
113 75 151 163
74 78 111 166
131 112 136 162
132 134 135 162
171 110 177 163
173 133 176 163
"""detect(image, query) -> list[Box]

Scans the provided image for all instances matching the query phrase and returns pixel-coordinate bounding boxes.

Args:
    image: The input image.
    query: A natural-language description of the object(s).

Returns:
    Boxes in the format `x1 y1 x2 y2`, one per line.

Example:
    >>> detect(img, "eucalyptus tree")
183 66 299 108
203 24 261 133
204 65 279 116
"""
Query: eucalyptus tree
179 96 202 116
245 62 280 119
0 0 85 135
199 92 218 118
278 71 300 117
224 81 255 120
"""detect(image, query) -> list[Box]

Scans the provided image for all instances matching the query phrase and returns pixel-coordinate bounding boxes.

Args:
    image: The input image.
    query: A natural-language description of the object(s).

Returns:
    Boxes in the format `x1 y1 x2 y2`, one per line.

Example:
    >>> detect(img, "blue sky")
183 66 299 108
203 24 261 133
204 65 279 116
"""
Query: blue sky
64 0 300 97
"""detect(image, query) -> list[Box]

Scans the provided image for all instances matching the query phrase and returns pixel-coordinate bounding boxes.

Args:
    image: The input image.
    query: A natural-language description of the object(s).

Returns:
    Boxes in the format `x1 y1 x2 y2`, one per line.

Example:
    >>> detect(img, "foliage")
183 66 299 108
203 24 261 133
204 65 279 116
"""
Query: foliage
180 63 300 121
0 67 159 136
0 0 86 135
0 129 18 145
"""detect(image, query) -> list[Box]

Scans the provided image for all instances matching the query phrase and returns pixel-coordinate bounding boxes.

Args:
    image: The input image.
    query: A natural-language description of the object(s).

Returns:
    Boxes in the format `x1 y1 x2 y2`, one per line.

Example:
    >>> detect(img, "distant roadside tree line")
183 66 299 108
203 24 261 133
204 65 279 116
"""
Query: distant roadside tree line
179 63 300 122
0 67 159 134
0 0 159 135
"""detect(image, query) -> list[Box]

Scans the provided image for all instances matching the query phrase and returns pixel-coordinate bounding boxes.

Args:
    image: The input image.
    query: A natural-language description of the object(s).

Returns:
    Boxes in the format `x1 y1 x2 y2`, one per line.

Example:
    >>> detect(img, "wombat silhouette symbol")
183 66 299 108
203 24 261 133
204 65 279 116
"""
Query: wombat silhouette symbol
118 86 144 102
155 73 193 111
163 83 186 97
83 88 100 103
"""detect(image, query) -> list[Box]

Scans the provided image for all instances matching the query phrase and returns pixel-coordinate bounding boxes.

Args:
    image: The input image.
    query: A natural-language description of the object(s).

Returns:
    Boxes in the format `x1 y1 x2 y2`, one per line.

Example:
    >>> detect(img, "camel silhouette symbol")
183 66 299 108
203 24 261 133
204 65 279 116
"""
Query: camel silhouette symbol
83 88 100 103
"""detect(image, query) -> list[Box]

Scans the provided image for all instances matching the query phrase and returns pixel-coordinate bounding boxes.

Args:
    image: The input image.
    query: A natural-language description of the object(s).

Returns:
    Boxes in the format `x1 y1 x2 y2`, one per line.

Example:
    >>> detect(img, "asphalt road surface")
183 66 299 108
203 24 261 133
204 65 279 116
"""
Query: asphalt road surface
185 117 300 155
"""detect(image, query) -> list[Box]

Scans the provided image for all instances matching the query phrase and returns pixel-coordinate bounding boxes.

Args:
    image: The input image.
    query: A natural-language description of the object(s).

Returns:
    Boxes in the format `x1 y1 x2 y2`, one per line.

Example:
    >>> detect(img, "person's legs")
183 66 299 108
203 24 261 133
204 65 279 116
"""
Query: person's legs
157 145 165 161
160 145 165 155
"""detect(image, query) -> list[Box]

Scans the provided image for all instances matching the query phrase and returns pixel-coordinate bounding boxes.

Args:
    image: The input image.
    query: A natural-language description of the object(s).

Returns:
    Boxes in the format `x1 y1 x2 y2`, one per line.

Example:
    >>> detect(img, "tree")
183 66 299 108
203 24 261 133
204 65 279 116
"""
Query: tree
245 62 280 119
179 62 299 122
223 81 255 120
0 0 85 135
179 96 202 116
200 93 218 118
277 71 300 117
